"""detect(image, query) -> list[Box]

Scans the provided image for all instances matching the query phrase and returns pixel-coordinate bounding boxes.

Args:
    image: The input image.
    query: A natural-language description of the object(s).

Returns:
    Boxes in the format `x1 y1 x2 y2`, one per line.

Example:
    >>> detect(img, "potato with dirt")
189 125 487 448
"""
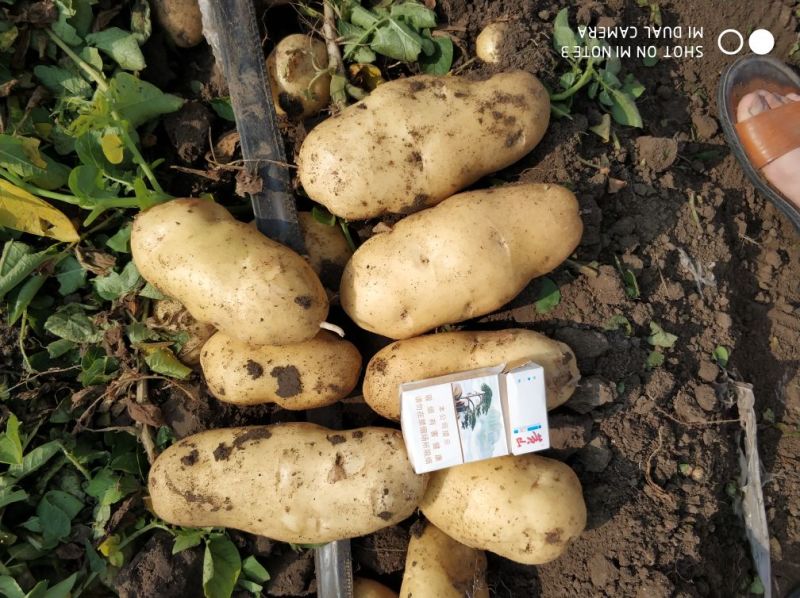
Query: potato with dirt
200 330 361 408
267 34 331 119
151 0 204 48
148 423 428 543
420 454 586 564
399 522 488 598
353 578 398 598
298 211 352 289
150 299 215 366
131 199 328 346
340 184 583 339
475 22 509 64
363 329 579 421
297 71 550 219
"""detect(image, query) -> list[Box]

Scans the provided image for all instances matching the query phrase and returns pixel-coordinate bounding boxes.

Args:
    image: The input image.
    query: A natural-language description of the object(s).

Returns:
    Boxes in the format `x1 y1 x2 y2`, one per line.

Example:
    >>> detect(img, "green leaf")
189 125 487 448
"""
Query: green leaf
0 414 23 466
599 68 621 88
604 314 632 336
55 255 86 295
419 35 453 75
139 282 166 300
8 440 62 479
643 54 659 67
559 71 576 89
105 72 184 128
0 577 25 598
7 274 46 325
45 304 101 343
390 2 437 28
0 135 47 179
203 535 242 598
125 322 157 344
37 490 84 547
47 338 75 358
0 487 28 509
350 5 379 29
52 2 82 46
553 8 578 53
647 322 677 348
105 223 132 253
589 113 611 142
622 73 645 98
678 463 692 475
609 88 642 127
712 346 729 368
646 350 664 369
85 28 146 71
130 0 152 44
74 132 127 176
86 468 138 506
33 65 92 98
236 579 263 595
78 347 118 386
241 556 270 583
28 154 71 192
173 529 205 554
0 26 18 52
143 347 192 379
209 98 235 122
40 573 77 598
93 261 140 300
749 576 765 595
534 277 561 314
311 206 336 226
371 19 424 61
351 46 377 63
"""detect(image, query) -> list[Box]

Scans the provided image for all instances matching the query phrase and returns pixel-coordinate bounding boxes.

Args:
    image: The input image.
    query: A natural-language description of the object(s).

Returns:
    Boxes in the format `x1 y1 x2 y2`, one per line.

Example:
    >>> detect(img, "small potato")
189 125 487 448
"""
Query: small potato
340 184 582 339
420 455 586 564
400 523 488 598
475 22 509 64
149 423 428 543
354 578 398 598
298 71 550 219
298 212 352 289
151 0 203 48
200 330 361 409
150 299 216 366
131 199 328 346
267 34 331 119
363 329 579 421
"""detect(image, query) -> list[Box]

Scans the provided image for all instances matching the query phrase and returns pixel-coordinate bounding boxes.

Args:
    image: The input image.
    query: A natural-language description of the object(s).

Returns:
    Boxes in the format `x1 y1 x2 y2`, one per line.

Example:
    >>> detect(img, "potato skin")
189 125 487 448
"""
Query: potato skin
298 212 352 289
298 71 550 219
267 34 330 119
200 330 361 409
151 0 203 48
363 329 579 421
400 523 488 598
149 423 428 543
131 199 328 346
340 184 583 339
420 455 586 564
353 578 398 598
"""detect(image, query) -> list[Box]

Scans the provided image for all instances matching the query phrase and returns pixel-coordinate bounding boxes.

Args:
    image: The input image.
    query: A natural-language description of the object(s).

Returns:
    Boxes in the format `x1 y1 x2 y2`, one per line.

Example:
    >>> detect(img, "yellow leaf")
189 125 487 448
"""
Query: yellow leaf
0 179 79 242
34 123 53 139
348 63 385 91
19 138 47 169
100 133 124 164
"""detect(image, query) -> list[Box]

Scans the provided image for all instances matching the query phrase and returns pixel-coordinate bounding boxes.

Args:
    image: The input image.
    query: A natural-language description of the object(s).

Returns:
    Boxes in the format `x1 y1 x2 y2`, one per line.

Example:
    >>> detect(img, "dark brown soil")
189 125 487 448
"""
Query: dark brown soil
125 1 800 596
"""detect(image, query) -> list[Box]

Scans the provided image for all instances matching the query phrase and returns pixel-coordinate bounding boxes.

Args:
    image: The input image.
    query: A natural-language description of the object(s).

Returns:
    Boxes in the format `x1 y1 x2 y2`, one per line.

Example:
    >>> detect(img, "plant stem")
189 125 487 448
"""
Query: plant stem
0 167 83 205
550 64 595 101
114 124 164 194
45 29 108 92
322 0 347 112
117 520 171 552
342 18 387 62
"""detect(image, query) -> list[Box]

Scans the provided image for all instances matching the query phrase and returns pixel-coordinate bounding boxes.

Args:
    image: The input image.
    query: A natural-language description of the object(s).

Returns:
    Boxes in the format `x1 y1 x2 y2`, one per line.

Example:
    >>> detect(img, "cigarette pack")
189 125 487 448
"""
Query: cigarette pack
399 361 549 474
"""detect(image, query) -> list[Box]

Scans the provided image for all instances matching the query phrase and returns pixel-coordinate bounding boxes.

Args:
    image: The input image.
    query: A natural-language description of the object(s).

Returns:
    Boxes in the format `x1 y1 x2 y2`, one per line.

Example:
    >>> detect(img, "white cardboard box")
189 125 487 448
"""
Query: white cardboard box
400 361 549 474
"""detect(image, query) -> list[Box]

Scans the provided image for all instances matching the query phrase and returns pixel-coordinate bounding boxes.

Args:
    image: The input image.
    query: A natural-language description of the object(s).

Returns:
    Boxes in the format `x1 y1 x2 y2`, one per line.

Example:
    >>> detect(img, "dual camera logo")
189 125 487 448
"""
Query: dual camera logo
717 28 775 55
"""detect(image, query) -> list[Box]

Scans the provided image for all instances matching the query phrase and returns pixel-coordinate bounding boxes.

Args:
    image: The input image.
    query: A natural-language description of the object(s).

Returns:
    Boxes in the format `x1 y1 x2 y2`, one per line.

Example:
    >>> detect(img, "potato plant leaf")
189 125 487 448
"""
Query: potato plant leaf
173 529 206 554
105 73 184 129
553 8 578 53
55 255 86 295
646 349 665 369
371 19 424 61
100 132 124 164
7 274 47 325
534 277 561 314
85 27 146 71
390 2 437 29
93 261 140 300
419 35 453 75
241 555 270 583
609 88 643 128
0 414 23 466
203 534 242 598
142 346 192 379
44 304 102 344
0 242 52 300
0 180 80 242
713 345 729 368
33 65 93 98
647 322 677 348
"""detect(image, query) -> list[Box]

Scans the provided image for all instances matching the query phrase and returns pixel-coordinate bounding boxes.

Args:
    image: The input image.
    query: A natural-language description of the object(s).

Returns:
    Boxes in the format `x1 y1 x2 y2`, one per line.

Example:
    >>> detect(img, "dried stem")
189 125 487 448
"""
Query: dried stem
322 0 347 111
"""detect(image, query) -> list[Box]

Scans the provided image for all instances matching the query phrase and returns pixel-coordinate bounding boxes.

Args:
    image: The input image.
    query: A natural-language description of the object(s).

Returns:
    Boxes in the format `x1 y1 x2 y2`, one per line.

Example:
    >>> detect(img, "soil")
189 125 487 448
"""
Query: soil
116 0 800 596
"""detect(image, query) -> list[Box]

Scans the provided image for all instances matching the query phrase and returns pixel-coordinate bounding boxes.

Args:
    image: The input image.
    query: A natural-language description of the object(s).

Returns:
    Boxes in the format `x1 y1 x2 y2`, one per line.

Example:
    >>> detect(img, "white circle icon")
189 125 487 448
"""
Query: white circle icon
749 29 775 55
718 29 744 55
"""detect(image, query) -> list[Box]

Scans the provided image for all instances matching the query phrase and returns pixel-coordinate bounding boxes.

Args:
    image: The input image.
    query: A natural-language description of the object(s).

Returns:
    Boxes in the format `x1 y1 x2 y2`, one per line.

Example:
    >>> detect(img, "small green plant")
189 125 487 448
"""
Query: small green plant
645 322 677 369
534 277 561 314
712 346 730 368
550 8 645 127
614 256 641 299
635 0 662 26
605 314 633 336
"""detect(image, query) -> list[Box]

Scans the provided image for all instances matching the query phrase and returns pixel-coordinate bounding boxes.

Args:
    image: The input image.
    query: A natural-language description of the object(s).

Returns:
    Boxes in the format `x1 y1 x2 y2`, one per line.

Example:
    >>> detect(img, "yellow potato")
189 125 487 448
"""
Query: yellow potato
363 329 579 421
200 330 361 409
400 523 488 598
298 212 352 290
298 71 550 219
475 22 509 64
131 199 328 346
340 184 583 338
420 455 586 564
267 34 331 119
354 578 398 598
151 0 203 48
150 299 215 366
149 423 428 543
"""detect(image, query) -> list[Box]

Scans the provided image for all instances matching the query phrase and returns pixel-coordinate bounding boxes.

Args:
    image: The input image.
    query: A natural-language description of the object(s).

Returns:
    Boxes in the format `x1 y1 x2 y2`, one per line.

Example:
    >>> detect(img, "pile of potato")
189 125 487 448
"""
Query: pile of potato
135 42 589 590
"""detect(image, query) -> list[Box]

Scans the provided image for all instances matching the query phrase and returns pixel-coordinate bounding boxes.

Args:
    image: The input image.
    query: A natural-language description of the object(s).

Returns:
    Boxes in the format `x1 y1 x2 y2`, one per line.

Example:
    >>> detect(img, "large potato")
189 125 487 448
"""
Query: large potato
400 522 488 598
353 578 398 598
298 212 352 290
420 455 586 564
131 199 328 346
267 34 331 119
150 299 216 366
149 423 428 543
200 330 361 409
297 71 550 219
340 184 582 339
363 329 579 421
151 0 203 48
